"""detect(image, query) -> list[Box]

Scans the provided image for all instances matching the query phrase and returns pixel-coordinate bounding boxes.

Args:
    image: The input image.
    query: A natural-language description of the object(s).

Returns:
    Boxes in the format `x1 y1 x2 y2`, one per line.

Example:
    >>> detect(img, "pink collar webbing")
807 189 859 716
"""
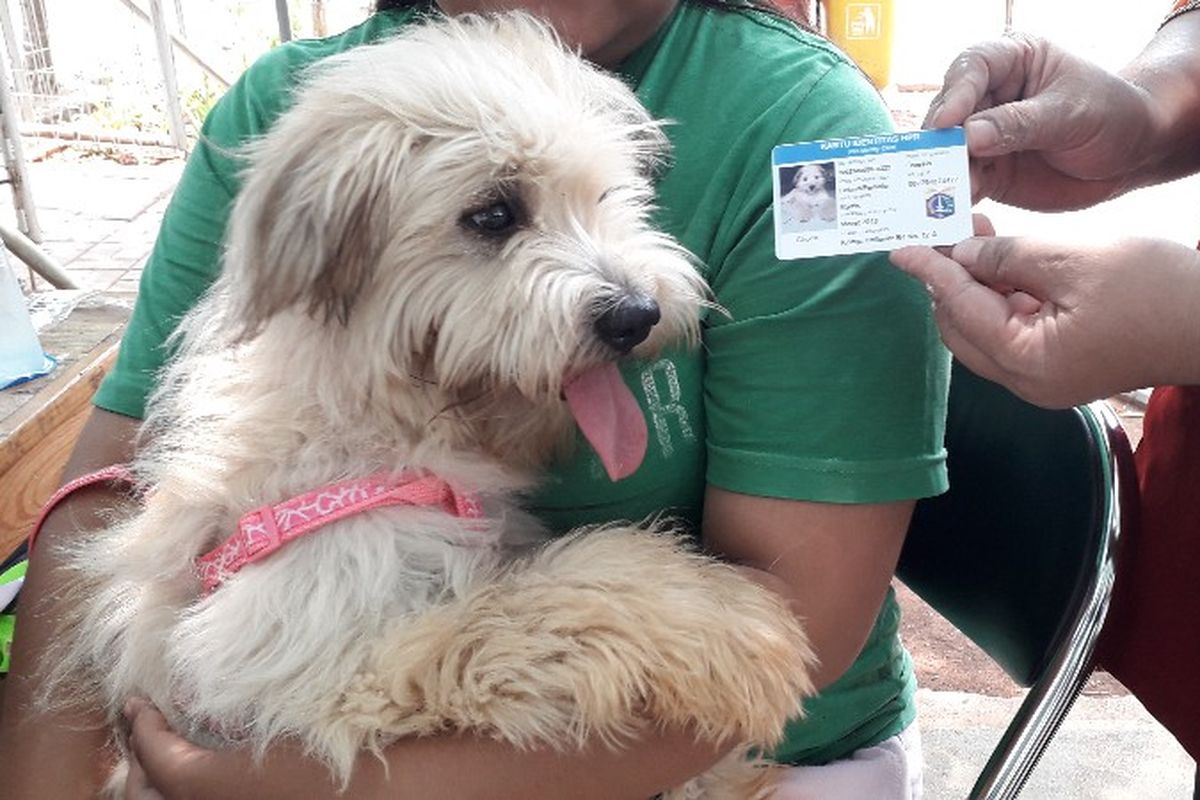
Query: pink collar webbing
195 472 482 593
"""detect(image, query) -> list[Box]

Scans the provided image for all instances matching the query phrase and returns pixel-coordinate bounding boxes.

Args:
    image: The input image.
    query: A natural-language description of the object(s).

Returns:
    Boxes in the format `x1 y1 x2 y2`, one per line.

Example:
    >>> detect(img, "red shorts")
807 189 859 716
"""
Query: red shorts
1097 385 1200 759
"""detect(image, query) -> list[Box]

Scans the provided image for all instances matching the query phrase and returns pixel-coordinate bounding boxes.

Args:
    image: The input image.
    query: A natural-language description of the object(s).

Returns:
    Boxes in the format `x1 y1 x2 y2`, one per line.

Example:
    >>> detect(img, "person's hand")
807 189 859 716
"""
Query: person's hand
924 34 1158 211
122 698 356 800
889 232 1200 408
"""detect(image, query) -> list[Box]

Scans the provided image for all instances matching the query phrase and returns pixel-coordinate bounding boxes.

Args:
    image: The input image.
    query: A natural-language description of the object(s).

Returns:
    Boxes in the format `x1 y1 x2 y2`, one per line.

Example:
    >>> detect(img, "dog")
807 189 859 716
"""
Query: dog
782 162 836 224
44 13 815 798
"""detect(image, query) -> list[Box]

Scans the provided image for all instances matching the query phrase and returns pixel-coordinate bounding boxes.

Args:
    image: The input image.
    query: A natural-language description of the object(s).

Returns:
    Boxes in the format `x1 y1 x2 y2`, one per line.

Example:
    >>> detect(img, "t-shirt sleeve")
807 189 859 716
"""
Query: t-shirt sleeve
93 49 300 419
703 61 950 504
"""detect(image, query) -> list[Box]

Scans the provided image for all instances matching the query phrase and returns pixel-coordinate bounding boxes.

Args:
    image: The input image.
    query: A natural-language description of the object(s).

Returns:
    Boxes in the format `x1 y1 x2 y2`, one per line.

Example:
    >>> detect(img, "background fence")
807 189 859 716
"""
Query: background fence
2 0 376 150
0 0 1169 266
0 0 375 248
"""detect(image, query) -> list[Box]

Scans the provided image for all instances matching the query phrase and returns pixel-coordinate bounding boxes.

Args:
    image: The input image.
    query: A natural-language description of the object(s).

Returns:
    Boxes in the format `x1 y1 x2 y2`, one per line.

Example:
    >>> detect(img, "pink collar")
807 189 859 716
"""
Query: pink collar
28 464 142 552
196 472 482 594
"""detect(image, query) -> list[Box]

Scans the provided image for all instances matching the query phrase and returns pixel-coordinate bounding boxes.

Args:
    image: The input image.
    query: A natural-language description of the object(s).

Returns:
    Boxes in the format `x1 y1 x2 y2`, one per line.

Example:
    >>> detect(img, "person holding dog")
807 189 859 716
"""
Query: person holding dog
0 2 952 798
889 3 1200 793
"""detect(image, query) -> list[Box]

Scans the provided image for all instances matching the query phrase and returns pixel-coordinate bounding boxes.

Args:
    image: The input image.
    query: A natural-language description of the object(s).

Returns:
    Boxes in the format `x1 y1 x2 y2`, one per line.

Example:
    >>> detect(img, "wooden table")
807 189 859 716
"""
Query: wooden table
0 291 133 558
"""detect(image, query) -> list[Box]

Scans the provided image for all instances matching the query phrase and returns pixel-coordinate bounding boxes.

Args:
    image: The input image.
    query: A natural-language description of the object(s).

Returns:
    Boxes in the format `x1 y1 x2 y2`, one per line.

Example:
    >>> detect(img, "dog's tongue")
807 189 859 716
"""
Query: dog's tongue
563 364 647 482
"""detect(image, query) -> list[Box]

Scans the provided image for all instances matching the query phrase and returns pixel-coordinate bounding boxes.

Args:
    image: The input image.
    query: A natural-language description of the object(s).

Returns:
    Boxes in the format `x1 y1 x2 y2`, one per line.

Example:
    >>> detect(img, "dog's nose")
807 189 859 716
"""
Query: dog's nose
594 294 661 354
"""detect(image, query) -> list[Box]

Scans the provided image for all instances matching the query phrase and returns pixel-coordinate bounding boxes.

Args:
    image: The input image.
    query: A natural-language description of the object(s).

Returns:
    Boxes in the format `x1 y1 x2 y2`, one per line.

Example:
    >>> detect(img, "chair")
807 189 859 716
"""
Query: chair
897 362 1138 800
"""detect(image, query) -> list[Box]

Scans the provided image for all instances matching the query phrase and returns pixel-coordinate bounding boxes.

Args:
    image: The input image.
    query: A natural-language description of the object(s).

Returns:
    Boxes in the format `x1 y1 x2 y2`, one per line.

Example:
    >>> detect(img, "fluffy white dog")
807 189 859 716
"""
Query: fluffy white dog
45 13 814 798
782 163 836 224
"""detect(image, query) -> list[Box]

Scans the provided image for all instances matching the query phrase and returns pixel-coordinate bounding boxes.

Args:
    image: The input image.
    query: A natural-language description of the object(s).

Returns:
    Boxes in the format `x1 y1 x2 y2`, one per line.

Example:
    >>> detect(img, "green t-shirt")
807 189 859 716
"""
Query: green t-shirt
94 2 949 767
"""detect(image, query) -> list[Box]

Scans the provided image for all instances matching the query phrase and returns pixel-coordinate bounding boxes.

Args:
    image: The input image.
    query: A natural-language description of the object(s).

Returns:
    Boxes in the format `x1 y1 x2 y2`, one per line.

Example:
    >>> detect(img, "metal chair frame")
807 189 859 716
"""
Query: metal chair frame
899 369 1138 800
969 400 1132 799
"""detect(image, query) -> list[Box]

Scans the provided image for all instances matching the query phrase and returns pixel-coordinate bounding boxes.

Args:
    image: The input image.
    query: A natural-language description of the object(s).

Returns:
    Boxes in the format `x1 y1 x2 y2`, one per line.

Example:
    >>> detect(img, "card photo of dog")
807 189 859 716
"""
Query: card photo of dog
778 161 837 232
41 12 816 800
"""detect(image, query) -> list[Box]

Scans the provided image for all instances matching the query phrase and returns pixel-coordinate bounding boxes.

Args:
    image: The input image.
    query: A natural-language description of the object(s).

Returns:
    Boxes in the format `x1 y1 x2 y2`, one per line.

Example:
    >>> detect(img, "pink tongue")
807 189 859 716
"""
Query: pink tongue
563 363 648 481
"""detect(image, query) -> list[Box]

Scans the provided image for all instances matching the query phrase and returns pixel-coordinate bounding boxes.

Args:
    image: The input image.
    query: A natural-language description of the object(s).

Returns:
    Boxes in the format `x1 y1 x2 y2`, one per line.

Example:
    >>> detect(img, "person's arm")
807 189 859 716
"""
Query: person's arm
0 408 140 798
704 492 913 690
123 697 727 800
890 233 1200 408
1118 10 1200 187
924 12 1200 210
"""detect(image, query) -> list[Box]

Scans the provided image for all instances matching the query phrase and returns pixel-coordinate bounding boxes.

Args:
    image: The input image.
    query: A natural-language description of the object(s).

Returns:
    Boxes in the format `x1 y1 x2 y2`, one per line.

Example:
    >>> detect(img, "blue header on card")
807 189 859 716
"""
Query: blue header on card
772 127 965 165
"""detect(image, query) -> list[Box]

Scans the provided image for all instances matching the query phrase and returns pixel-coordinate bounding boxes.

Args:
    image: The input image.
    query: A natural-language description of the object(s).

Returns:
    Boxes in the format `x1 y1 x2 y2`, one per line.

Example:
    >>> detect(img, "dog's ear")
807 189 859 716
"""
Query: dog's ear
221 111 413 337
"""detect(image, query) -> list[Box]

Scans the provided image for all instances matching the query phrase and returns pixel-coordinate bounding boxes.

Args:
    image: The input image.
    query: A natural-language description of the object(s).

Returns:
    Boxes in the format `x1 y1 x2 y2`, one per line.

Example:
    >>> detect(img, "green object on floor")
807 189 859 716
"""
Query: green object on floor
0 613 14 673
0 556 27 674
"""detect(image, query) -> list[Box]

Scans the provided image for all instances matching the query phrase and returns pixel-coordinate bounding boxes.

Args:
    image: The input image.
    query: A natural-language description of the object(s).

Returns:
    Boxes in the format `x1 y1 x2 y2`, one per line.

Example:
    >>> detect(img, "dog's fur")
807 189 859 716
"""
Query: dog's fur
782 163 836 224
45 14 815 798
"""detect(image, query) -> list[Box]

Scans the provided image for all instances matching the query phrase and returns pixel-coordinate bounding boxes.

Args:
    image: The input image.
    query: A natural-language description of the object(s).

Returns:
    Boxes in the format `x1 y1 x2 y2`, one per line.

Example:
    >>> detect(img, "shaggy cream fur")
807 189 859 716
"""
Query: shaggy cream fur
45 13 815 798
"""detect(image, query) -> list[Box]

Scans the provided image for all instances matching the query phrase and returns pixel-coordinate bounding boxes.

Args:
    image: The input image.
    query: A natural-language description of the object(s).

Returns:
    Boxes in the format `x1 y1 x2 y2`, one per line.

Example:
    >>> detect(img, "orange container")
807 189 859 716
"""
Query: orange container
824 0 895 89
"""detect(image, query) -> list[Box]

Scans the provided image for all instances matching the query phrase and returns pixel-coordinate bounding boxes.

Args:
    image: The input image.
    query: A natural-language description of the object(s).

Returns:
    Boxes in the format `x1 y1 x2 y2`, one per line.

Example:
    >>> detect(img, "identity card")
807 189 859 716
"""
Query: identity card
772 127 972 260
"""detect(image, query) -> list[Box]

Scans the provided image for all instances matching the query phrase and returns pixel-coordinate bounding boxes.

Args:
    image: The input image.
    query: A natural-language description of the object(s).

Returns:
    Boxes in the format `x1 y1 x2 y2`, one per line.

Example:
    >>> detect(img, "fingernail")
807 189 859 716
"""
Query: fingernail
923 96 944 128
123 697 145 719
964 119 1000 153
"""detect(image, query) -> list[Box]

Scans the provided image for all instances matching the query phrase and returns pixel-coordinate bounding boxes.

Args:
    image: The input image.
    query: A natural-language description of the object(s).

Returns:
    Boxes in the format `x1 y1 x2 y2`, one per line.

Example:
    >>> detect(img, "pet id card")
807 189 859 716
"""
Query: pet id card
772 127 972 260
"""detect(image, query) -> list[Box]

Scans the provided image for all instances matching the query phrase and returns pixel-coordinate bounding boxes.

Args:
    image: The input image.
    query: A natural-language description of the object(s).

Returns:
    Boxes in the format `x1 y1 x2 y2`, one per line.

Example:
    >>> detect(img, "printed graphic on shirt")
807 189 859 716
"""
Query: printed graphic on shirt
640 358 696 459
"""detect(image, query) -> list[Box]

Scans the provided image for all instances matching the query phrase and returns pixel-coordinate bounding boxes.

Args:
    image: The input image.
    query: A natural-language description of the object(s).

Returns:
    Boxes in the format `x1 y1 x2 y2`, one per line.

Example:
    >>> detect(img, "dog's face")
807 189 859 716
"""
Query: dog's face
220 13 706 477
793 164 828 196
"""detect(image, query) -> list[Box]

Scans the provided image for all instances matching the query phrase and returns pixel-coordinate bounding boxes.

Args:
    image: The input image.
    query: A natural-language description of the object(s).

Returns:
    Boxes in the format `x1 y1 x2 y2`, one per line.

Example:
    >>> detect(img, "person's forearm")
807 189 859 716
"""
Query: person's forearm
733 564 890 691
1096 238 1200 393
1120 11 1200 185
354 728 728 800
734 564 854 688
703 491 912 691
0 503 118 797
126 701 733 800
1147 243 1200 388
0 408 139 798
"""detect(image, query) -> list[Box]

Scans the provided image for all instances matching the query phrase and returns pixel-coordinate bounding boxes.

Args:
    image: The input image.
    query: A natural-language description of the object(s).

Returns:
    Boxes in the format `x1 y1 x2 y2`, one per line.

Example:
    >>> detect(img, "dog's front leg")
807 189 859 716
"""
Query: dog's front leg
340 526 814 767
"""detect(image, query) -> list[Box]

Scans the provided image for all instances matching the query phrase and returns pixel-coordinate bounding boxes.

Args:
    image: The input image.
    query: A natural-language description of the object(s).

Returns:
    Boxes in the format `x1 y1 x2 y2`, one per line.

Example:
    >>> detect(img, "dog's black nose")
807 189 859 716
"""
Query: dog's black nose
594 294 661 354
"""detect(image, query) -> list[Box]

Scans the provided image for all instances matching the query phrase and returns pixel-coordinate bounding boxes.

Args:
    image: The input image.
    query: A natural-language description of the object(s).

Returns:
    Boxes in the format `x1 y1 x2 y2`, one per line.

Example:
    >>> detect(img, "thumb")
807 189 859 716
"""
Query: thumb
889 245 1015 339
950 237 1065 299
972 212 996 238
124 698 203 796
963 96 1064 158
889 245 1025 382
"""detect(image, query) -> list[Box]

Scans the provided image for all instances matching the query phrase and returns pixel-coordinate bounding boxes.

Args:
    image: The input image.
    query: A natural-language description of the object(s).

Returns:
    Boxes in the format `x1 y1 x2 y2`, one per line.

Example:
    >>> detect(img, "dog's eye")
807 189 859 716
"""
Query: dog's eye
462 201 518 236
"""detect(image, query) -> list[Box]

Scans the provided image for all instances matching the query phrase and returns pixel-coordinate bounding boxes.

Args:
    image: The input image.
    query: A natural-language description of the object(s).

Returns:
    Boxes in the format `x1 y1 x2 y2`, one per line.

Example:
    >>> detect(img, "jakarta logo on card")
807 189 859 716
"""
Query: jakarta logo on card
925 191 956 219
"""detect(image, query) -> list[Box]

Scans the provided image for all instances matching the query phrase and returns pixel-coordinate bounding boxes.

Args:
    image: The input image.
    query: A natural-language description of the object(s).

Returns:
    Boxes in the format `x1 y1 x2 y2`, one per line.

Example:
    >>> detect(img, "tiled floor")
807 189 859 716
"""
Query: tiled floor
3 145 184 293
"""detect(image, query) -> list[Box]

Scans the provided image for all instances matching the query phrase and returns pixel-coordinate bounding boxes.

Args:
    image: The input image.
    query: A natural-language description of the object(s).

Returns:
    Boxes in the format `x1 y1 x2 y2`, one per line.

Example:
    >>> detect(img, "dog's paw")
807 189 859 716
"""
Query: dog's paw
663 749 784 800
358 527 815 752
542 528 815 748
